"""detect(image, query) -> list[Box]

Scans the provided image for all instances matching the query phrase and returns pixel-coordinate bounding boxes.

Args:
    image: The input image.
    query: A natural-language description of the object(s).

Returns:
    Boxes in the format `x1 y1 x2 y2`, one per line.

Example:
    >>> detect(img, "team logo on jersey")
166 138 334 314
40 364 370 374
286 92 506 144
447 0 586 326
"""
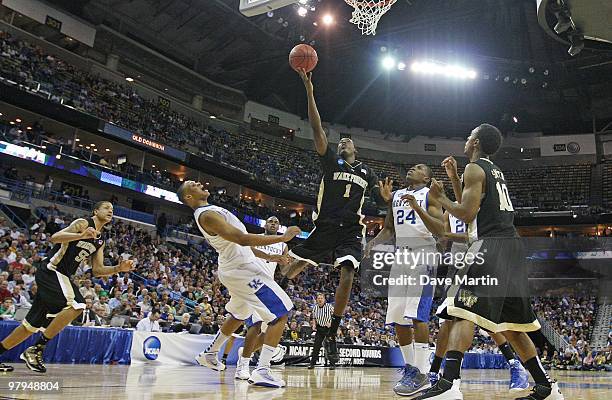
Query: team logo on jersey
248 278 264 290
337 159 345 166
361 168 367 174
458 289 478 308
143 336 161 360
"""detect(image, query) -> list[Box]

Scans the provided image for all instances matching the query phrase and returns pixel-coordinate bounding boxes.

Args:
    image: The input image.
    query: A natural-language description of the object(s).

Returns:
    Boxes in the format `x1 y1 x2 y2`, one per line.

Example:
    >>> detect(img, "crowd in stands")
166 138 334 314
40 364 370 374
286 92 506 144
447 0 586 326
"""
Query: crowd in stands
0 207 610 371
2 29 607 215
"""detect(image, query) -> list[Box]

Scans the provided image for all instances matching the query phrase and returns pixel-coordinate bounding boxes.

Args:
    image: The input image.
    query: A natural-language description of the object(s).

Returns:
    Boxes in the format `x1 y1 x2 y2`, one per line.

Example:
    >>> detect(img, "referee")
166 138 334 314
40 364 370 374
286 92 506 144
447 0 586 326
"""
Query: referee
309 293 335 369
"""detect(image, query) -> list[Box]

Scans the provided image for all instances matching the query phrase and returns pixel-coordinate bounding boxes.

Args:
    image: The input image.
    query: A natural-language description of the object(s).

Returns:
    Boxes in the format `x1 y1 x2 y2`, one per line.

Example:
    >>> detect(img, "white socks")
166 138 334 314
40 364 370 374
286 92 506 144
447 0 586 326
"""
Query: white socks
400 343 416 367
258 344 275 369
414 342 430 374
206 331 229 353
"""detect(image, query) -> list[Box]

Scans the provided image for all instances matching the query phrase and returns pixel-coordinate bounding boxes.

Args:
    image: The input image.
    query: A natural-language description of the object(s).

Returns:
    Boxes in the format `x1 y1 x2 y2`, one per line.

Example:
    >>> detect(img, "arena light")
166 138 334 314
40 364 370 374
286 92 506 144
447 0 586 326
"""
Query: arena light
410 61 477 79
322 14 334 25
297 6 307 17
382 56 396 70
75 138 80 142
210 115 216 119
397 62 406 71
125 77 134 82
15 118 21 122
512 116 519 123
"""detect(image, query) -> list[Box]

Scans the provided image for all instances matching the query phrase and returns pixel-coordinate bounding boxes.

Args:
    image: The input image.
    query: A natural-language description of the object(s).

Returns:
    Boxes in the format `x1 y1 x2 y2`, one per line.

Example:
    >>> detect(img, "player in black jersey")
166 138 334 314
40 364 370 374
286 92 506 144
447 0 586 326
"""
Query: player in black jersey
0 201 133 373
415 124 563 400
282 68 389 366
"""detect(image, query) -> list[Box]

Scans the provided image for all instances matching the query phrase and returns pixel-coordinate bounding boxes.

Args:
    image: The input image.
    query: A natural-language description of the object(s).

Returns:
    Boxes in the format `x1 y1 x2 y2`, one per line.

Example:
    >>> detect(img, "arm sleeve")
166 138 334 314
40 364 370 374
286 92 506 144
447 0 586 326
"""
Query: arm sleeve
318 145 337 174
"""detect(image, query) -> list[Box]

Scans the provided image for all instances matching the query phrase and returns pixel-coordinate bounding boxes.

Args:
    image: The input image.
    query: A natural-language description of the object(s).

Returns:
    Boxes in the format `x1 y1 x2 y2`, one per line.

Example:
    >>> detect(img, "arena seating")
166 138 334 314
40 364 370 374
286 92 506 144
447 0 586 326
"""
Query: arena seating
1 30 603 214
602 161 612 209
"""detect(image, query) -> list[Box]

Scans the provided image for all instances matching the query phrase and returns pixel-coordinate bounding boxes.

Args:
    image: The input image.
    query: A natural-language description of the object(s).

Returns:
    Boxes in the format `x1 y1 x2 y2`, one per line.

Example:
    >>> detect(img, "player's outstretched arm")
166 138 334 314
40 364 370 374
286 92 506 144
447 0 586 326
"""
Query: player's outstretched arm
251 247 292 265
429 163 484 223
298 68 327 155
50 218 97 244
200 212 300 246
442 156 462 202
91 244 134 277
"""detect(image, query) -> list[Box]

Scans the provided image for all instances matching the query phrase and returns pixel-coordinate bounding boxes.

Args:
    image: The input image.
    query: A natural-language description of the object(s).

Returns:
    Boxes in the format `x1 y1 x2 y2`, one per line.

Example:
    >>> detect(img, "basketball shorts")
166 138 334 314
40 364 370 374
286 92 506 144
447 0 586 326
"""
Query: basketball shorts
218 260 293 325
385 245 436 326
23 264 86 333
245 311 269 333
436 238 541 333
289 222 364 269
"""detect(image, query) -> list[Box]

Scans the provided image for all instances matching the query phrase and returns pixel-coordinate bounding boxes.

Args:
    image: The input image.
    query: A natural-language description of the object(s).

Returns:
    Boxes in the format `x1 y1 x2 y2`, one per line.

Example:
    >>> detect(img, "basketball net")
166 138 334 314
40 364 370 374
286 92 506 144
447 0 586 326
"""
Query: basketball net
344 0 397 35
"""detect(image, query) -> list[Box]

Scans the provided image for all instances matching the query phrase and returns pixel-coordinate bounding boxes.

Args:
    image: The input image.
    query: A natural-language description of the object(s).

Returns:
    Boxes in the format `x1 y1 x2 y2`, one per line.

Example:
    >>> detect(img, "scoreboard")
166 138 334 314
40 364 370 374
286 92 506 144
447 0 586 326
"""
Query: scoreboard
239 0 296 16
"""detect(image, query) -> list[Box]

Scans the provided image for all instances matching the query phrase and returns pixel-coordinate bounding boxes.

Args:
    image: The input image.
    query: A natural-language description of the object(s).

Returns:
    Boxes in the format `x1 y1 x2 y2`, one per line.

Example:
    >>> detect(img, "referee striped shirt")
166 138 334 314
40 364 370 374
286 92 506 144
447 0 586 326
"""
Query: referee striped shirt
312 303 334 328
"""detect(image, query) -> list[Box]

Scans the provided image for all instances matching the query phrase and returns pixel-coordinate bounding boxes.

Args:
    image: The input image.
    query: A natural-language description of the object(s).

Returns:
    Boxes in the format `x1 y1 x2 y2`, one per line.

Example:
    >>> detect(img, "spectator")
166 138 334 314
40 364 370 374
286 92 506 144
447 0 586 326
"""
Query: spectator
172 313 192 333
0 298 15 320
199 314 216 334
93 292 111 322
10 285 31 308
79 279 97 301
74 298 102 326
136 310 161 332
0 281 11 302
285 321 300 342
108 290 122 310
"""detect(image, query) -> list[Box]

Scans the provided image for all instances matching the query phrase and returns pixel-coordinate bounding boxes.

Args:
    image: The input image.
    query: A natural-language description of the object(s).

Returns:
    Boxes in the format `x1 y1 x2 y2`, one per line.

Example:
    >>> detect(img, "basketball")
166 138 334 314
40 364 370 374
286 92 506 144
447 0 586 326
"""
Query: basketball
289 44 318 73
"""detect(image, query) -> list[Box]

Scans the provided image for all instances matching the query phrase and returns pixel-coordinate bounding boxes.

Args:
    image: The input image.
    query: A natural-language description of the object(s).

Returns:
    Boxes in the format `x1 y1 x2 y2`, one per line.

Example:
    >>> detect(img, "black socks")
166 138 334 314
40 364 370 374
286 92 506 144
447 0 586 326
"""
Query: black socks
441 350 464 381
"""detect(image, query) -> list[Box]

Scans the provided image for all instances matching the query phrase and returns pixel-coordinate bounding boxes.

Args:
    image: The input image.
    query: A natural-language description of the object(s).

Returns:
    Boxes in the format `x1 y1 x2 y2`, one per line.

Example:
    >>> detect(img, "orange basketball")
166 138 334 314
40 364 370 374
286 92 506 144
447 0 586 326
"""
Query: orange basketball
289 44 318 73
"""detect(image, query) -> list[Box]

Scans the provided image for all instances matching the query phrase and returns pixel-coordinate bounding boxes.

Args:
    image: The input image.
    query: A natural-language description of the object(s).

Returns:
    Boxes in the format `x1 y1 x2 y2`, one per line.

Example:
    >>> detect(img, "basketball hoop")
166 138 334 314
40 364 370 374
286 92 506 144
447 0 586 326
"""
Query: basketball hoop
344 0 397 35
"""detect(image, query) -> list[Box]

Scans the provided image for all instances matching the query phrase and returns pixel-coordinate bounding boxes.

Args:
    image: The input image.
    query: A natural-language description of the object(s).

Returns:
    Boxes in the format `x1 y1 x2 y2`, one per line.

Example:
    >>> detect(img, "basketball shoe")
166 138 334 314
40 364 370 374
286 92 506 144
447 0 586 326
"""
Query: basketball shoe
515 382 564 400
509 359 530 392
414 377 463 400
394 365 431 397
235 348 251 380
248 367 286 388
196 351 226 371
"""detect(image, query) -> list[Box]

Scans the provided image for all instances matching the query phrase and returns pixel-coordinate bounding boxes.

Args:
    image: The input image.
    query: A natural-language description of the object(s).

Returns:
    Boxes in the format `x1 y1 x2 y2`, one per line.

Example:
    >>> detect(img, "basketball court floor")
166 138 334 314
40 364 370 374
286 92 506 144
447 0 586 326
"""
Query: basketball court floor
0 365 608 399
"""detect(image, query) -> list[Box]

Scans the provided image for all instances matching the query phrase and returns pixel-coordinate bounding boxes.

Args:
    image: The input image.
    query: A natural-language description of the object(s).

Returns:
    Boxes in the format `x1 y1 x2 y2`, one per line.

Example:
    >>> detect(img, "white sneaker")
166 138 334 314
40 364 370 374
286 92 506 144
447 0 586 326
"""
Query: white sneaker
417 378 463 400
271 345 287 363
196 351 226 371
235 348 251 380
548 382 564 400
248 367 286 388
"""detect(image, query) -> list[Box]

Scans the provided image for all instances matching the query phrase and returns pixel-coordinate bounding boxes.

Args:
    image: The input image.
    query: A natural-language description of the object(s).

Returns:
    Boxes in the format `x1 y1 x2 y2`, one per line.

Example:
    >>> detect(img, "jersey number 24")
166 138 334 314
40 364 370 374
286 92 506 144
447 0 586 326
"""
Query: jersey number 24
396 209 416 225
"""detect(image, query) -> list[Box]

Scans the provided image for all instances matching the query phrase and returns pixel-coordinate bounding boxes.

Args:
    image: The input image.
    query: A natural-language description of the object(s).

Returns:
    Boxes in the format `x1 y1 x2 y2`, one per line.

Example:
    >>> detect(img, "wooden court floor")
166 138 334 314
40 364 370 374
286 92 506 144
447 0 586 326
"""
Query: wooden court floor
0 364 609 399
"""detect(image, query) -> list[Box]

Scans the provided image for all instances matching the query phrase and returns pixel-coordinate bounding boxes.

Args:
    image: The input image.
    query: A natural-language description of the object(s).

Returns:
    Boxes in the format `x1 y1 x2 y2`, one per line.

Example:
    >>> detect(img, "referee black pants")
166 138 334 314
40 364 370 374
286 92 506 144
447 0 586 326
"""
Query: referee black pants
310 325 331 367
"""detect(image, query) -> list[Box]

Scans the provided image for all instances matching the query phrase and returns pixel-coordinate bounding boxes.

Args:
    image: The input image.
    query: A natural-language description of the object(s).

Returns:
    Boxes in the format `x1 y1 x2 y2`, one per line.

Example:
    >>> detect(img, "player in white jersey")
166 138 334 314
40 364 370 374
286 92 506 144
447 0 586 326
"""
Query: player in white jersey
235 216 291 380
177 181 300 388
428 157 529 392
366 164 444 397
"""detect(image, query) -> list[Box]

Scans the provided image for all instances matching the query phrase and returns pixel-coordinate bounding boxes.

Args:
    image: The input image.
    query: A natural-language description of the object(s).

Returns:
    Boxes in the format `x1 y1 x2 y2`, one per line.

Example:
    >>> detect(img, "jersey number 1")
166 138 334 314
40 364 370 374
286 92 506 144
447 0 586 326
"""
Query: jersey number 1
343 184 351 198
496 182 514 211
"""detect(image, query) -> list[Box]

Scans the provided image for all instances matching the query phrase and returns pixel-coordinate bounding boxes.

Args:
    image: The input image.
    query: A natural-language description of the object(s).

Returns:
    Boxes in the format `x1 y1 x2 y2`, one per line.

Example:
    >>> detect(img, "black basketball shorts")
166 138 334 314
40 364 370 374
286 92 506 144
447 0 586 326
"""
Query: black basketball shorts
437 237 540 333
23 265 86 333
289 222 364 270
